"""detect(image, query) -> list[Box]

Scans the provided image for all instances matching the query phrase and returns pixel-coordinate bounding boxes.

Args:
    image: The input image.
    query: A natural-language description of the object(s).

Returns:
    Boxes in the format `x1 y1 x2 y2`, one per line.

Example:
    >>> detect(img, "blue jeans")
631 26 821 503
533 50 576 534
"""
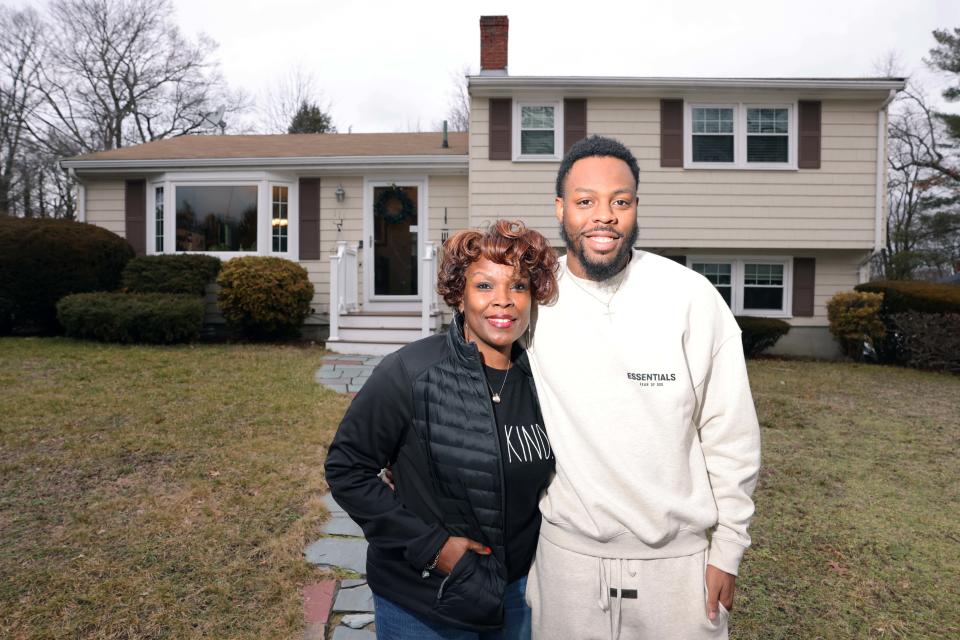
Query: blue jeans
373 575 530 640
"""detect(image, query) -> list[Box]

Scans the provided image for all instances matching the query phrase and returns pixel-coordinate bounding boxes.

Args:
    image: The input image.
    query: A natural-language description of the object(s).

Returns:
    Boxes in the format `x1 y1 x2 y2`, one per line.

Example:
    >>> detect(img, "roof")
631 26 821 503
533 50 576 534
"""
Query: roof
65 132 467 163
468 75 907 97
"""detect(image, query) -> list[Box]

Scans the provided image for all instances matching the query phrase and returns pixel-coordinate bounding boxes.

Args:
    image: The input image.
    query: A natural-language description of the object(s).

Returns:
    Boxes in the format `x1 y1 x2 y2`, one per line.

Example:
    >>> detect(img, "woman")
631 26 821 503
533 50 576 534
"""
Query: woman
324 220 558 639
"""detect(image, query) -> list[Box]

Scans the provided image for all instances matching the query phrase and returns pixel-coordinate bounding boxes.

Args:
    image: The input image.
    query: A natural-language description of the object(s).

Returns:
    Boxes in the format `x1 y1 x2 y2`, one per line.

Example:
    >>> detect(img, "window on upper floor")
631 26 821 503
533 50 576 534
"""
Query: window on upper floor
514 100 562 160
685 103 795 169
689 257 792 317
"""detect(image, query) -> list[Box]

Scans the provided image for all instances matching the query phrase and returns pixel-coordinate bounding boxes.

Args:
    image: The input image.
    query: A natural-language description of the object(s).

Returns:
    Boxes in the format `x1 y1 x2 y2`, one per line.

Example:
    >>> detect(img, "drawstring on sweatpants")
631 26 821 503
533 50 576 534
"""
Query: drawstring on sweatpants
597 558 638 640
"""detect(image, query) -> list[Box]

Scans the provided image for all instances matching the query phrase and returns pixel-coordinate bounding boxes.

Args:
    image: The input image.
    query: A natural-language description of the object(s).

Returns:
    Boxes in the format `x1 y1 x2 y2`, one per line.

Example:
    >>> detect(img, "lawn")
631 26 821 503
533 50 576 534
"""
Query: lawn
1 338 958 639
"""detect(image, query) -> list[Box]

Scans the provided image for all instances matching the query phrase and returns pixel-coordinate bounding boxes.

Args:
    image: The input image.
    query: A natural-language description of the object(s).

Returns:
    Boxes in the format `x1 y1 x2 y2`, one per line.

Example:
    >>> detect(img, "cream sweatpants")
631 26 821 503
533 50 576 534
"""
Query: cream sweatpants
526 535 729 640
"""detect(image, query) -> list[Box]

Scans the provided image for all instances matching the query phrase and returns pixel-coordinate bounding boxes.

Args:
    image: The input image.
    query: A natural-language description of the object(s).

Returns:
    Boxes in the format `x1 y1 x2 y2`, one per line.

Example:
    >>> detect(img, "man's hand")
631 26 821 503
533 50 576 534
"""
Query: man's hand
705 564 736 621
436 536 491 575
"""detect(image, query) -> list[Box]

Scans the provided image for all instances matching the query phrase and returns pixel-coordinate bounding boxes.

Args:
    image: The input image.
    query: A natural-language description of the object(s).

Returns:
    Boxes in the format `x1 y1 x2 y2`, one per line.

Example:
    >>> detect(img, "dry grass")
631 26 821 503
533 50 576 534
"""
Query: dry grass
0 338 350 640
736 359 960 639
1 340 958 639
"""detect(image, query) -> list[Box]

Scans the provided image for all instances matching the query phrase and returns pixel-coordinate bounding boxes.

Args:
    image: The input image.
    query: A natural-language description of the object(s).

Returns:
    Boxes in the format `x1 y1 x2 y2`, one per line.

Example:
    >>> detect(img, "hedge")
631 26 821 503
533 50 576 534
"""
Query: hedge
57 292 204 344
122 254 222 296
890 312 960 374
0 217 135 333
216 256 314 338
855 280 960 314
735 316 790 358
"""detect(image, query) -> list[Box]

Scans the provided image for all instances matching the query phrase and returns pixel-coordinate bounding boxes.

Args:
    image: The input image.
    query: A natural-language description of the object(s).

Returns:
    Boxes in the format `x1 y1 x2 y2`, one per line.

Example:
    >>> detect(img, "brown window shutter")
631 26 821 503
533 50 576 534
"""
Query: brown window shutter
660 99 684 167
124 179 146 256
488 98 512 161
798 101 821 169
792 257 815 317
299 178 321 260
664 255 687 266
563 99 587 154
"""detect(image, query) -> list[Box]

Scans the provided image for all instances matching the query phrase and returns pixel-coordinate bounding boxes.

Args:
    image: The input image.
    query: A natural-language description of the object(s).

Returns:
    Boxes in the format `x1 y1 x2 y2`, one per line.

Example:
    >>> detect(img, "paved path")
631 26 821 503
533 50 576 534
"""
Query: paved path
305 357 378 638
314 355 382 395
303 493 376 639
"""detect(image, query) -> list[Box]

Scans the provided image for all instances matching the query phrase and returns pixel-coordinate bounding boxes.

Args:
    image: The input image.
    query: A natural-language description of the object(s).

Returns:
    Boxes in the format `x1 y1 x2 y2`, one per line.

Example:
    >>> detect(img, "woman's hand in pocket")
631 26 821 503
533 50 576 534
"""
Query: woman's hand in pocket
436 537 491 574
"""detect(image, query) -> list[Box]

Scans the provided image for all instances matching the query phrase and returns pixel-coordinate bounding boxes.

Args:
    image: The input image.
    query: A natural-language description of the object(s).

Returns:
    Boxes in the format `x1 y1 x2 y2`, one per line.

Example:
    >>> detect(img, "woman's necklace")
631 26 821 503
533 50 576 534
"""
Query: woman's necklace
566 271 625 319
486 363 510 404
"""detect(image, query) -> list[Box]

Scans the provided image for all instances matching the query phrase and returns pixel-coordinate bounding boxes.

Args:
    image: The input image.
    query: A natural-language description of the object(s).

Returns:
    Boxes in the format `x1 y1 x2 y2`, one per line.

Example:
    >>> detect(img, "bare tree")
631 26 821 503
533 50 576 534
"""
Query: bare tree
32 0 245 153
879 84 960 278
0 7 45 214
444 64 471 132
261 66 335 134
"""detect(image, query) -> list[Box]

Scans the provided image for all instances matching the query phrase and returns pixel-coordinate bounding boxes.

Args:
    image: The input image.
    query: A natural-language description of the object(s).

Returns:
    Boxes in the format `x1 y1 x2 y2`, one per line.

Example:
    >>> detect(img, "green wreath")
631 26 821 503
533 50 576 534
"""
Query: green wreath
374 185 415 224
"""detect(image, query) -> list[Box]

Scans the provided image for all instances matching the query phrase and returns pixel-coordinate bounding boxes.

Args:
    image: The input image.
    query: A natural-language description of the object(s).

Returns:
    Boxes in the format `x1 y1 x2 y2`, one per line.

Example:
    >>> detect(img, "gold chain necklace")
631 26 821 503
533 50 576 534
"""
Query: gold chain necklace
565 271 625 318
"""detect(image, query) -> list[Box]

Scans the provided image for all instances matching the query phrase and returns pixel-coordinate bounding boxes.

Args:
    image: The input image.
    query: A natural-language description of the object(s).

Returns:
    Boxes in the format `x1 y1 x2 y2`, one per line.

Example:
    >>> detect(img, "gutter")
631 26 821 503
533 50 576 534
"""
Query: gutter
60 154 469 173
469 75 907 92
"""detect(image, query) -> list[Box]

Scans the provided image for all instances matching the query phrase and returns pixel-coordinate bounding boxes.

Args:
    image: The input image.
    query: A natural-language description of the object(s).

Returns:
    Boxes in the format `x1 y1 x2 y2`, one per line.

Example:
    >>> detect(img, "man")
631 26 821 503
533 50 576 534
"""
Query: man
524 135 761 639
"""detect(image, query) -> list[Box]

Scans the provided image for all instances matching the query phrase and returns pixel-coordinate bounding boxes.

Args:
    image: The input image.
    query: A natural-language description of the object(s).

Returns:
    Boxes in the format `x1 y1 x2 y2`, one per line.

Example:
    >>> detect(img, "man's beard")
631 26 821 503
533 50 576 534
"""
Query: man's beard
560 220 638 281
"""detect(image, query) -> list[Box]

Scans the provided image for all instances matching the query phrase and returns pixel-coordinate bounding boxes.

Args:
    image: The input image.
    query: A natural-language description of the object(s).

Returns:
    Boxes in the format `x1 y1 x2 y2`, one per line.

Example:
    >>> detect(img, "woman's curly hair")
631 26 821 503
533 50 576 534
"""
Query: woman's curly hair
437 219 559 309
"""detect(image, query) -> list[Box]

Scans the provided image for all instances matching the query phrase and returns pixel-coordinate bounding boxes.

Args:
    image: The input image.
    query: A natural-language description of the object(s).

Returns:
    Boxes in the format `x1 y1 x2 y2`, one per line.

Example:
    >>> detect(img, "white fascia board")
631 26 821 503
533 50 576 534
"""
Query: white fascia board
468 76 907 97
60 154 469 174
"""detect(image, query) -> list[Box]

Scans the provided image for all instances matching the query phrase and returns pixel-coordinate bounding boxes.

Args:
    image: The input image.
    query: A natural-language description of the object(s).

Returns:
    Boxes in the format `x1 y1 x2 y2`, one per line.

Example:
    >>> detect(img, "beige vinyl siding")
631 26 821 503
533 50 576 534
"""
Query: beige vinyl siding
469 96 881 249
661 249 868 327
83 179 126 237
428 175 468 325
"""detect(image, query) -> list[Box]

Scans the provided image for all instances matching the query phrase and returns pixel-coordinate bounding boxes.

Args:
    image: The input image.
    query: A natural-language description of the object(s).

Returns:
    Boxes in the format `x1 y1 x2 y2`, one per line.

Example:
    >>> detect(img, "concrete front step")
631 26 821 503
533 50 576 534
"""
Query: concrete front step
325 339 411 356
339 312 441 330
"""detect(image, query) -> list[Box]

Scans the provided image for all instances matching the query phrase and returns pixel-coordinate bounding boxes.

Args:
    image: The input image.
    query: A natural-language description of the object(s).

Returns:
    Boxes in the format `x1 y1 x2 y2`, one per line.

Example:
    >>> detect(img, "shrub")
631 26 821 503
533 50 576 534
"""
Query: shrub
855 280 960 314
0 217 135 333
735 316 791 358
122 254 222 295
826 291 886 360
57 292 204 344
216 256 314 338
889 312 960 374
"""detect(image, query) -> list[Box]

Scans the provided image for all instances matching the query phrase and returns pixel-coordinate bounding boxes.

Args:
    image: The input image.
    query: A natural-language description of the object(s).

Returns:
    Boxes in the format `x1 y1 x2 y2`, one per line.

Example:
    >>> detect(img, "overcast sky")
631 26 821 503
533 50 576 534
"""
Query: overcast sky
14 0 960 132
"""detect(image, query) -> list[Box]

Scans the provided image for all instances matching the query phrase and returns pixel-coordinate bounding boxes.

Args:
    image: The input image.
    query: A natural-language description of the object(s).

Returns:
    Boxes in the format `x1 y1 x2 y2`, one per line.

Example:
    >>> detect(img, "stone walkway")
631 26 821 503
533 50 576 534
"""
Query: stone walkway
304 355 378 639
303 494 375 639
314 355 382 396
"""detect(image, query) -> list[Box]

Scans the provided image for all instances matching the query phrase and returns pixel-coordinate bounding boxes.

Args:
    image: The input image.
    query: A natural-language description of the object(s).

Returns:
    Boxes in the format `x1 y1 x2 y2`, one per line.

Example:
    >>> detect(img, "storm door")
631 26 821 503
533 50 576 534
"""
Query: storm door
364 180 424 302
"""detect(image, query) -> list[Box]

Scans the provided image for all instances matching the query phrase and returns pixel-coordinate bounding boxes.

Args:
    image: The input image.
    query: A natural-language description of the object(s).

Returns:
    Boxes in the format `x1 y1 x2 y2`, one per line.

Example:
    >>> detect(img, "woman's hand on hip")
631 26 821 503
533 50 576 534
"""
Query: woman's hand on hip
436 536 491 574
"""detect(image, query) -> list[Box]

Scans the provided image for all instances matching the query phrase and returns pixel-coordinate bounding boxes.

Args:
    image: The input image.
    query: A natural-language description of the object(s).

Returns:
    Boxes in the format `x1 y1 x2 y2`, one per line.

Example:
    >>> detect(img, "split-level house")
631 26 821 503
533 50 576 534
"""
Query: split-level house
61 15 905 358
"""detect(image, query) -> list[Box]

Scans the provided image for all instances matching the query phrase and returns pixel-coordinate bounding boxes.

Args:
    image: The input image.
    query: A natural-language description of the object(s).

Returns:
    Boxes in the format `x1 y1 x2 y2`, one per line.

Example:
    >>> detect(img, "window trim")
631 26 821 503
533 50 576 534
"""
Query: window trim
686 255 794 317
147 172 298 260
684 102 798 170
513 99 563 161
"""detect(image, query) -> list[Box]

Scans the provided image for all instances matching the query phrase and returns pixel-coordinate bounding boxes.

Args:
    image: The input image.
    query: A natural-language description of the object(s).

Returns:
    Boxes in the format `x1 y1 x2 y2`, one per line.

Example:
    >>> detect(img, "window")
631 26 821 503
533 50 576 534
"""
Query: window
688 257 792 316
154 186 164 252
691 262 732 305
272 185 288 252
746 108 789 163
692 108 735 163
175 185 258 252
743 263 785 310
686 103 795 169
514 101 562 160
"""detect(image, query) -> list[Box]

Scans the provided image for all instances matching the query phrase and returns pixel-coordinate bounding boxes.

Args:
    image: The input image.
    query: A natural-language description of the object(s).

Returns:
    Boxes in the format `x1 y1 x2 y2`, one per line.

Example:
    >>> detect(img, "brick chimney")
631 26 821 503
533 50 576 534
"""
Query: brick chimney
480 15 508 75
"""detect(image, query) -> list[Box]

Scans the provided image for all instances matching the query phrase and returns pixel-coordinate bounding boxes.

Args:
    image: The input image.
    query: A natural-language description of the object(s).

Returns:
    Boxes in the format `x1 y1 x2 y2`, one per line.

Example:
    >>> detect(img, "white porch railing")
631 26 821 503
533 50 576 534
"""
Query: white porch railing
328 240 359 341
421 241 441 337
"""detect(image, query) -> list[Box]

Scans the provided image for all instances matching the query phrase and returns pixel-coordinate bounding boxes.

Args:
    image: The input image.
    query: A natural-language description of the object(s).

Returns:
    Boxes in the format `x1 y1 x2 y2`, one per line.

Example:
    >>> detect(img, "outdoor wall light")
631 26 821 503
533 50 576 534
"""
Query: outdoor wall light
335 184 345 203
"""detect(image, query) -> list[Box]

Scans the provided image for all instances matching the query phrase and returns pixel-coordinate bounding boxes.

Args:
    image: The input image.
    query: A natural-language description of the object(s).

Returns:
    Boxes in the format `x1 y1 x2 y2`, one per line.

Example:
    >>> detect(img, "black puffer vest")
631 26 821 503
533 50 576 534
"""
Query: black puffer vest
325 314 540 631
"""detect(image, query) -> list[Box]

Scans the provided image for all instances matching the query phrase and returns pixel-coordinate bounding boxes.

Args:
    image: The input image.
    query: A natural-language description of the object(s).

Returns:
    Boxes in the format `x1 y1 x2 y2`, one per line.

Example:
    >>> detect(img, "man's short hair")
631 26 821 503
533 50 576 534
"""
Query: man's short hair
555 135 640 198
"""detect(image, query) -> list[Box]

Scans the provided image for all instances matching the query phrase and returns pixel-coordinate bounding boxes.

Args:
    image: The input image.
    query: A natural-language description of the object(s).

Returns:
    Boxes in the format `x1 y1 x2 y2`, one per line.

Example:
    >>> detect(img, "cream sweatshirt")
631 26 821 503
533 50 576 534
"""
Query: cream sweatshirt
527 250 761 575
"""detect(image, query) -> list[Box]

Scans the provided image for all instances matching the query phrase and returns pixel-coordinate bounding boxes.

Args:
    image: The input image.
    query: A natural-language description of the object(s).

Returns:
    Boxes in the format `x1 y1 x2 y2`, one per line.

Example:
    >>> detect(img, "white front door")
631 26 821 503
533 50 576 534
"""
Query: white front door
363 178 426 305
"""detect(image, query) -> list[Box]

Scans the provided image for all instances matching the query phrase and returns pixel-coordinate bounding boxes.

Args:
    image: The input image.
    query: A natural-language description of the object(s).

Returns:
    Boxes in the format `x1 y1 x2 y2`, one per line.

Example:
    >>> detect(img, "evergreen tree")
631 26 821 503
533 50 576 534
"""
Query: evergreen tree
287 101 335 134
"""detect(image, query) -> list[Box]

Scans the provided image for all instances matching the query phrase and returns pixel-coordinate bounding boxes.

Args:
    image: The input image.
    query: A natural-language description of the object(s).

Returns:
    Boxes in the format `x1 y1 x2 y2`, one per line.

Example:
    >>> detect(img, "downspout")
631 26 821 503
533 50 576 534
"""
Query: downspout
868 89 897 281
68 167 86 223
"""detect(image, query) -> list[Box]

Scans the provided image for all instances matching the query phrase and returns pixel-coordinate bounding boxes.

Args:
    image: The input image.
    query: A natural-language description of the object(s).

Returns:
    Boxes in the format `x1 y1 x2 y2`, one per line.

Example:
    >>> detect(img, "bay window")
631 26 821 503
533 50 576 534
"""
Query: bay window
148 175 296 258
